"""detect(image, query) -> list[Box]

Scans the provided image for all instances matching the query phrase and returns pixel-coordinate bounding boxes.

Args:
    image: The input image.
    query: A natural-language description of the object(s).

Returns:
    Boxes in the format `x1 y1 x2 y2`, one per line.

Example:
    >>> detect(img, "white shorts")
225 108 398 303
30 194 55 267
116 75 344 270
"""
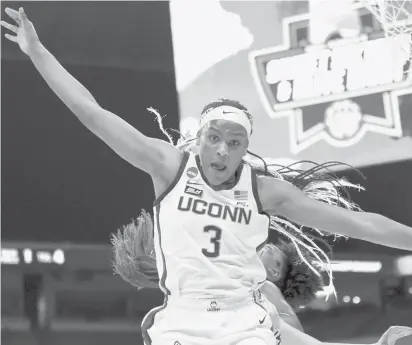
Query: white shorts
141 292 281 345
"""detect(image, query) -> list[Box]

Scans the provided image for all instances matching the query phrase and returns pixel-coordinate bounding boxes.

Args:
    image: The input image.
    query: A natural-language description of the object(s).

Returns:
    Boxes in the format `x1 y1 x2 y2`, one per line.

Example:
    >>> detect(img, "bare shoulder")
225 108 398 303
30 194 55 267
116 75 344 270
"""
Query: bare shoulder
149 137 184 179
256 175 297 213
150 139 185 198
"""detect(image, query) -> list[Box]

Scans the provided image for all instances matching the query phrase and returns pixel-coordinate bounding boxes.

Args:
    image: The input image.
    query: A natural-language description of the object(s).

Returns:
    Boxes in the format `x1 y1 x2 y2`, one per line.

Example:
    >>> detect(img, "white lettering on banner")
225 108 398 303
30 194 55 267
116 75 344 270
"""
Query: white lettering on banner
263 36 409 108
53 249 65 265
37 251 53 264
249 1 410 153
0 248 65 265
0 248 20 264
23 248 33 264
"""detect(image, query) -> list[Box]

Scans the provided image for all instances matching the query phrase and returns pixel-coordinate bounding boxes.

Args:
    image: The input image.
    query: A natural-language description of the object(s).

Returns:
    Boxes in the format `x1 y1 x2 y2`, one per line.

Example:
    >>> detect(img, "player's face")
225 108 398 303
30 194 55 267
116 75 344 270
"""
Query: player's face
197 120 248 186
259 245 287 283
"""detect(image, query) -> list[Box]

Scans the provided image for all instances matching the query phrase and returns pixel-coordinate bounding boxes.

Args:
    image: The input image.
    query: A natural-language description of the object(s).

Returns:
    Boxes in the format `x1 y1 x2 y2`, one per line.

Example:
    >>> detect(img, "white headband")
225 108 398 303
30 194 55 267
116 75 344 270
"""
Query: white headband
199 105 252 137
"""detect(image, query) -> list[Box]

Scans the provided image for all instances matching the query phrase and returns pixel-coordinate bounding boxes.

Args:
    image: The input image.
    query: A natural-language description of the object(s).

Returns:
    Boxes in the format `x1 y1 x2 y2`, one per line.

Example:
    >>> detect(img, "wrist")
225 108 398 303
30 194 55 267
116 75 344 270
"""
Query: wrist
28 41 45 60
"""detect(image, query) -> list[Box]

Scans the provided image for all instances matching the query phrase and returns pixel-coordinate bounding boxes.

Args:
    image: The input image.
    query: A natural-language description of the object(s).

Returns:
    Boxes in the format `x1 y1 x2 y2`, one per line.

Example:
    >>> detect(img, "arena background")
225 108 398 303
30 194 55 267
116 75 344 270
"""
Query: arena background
1 1 412 345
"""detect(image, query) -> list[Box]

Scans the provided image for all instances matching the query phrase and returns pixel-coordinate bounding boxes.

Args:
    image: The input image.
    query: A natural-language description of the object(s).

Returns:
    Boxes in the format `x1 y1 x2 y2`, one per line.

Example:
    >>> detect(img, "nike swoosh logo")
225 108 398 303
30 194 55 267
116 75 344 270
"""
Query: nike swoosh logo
259 315 266 324
222 111 236 114
187 181 203 186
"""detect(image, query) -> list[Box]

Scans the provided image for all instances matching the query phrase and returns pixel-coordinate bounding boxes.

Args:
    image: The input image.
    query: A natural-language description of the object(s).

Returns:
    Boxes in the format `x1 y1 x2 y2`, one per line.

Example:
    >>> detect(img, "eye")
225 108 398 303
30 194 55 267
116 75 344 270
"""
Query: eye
229 140 240 147
209 135 219 142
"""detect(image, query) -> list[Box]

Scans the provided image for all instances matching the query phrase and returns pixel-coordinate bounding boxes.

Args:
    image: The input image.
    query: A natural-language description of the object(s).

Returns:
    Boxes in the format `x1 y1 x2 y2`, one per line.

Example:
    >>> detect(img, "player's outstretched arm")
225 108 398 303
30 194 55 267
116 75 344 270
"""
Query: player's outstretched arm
258 177 412 251
1 7 182 178
280 320 412 345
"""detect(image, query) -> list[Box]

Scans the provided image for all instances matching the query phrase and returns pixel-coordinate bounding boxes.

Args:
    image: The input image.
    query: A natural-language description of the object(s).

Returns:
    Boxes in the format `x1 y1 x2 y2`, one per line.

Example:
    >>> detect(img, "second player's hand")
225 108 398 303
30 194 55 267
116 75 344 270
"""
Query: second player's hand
375 326 412 345
1 7 41 56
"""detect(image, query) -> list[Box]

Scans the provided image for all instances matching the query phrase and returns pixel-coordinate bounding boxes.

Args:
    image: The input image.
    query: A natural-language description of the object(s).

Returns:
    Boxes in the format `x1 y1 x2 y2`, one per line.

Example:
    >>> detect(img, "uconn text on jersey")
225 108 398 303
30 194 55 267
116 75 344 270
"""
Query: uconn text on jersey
177 196 252 225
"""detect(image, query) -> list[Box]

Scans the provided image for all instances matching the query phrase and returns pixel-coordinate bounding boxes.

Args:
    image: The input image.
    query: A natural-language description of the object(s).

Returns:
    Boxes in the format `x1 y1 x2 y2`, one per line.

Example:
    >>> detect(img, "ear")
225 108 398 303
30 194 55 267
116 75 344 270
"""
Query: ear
244 138 250 156
196 129 202 146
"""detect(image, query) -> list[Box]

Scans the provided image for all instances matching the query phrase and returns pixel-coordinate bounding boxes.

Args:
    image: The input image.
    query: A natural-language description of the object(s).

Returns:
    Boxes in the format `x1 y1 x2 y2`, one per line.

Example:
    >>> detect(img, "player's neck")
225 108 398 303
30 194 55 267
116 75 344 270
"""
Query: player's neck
215 167 241 190
222 173 237 186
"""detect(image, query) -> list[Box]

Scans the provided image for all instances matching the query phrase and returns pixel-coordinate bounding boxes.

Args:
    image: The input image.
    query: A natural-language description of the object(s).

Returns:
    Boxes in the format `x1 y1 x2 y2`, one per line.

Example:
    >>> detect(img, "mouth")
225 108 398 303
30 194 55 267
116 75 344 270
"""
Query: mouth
211 162 227 171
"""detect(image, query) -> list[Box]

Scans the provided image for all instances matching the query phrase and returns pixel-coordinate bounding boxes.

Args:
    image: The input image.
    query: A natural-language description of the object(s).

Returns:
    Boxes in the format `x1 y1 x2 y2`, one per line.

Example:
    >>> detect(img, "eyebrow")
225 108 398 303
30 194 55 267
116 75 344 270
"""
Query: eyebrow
227 132 246 138
208 126 246 138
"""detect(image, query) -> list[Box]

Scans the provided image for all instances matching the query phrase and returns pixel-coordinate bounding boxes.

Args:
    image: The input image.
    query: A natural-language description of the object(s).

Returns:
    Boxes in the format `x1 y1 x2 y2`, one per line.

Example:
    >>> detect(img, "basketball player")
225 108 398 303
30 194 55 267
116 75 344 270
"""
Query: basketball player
112 211 321 332
3 7 412 345
112 212 412 345
258 241 325 332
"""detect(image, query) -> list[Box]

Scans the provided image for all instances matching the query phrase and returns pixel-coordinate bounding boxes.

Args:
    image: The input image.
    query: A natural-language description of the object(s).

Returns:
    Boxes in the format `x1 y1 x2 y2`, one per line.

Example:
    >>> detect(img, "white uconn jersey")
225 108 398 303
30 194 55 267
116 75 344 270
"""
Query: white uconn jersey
152 152 269 298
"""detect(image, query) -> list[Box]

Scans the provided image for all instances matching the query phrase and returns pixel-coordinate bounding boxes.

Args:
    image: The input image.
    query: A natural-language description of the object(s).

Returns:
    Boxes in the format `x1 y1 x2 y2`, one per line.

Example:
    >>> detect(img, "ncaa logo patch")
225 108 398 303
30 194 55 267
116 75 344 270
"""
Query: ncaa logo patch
184 185 203 197
186 167 198 179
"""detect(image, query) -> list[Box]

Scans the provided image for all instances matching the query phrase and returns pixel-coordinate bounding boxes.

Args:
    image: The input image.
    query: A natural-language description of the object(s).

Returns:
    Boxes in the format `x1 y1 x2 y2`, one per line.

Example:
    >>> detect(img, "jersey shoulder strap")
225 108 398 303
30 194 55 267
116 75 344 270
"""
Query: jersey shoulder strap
153 150 190 206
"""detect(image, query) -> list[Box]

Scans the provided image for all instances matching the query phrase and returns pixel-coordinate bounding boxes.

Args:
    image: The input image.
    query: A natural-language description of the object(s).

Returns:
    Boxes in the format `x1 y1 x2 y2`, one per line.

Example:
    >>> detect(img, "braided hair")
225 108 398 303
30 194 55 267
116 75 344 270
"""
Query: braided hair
111 210 159 289
269 240 327 309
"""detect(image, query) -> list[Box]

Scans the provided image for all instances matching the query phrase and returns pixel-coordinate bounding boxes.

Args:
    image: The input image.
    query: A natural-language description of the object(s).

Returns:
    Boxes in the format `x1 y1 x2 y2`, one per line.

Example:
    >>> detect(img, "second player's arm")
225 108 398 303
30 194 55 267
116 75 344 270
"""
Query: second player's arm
258 177 412 251
280 319 379 345
260 281 304 332
28 42 182 177
281 321 411 345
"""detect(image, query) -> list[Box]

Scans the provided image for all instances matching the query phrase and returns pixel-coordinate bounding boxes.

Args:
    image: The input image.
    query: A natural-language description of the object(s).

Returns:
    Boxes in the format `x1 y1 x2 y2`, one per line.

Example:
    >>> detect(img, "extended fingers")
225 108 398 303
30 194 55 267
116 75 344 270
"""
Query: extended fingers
396 327 412 338
4 33 18 42
18 7 29 23
5 8 21 25
386 326 412 345
0 20 18 33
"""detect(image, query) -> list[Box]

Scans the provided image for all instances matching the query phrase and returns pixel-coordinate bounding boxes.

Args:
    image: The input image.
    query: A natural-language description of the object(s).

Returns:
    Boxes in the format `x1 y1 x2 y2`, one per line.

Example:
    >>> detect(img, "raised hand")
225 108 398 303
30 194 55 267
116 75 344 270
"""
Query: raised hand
375 326 412 345
1 7 41 56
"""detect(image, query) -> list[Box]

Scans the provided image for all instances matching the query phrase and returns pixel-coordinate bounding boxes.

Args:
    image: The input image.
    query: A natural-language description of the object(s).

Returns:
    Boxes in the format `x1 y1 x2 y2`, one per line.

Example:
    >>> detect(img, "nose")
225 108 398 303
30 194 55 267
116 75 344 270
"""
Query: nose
216 142 228 157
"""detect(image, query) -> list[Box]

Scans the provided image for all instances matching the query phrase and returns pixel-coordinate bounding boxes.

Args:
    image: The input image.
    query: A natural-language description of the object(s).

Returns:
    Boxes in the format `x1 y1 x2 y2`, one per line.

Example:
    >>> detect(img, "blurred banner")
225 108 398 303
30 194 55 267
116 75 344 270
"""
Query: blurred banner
170 0 412 168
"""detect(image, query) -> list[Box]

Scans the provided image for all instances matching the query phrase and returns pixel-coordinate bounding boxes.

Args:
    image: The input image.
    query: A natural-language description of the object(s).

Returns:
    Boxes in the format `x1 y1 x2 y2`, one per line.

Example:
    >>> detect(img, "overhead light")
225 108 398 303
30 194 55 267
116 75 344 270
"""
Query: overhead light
396 255 412 276
353 296 361 304
316 260 382 273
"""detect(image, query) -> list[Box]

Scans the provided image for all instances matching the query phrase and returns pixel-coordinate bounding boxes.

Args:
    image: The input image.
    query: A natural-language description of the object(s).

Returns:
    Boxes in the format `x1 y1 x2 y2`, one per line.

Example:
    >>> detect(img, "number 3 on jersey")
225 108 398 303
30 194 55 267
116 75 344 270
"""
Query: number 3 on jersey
202 225 222 258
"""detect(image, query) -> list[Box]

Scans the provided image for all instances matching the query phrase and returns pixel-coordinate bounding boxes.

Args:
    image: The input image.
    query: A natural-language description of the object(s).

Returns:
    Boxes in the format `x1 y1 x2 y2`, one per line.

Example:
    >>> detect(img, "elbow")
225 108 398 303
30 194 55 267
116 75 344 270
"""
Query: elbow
70 99 101 125
360 213 412 250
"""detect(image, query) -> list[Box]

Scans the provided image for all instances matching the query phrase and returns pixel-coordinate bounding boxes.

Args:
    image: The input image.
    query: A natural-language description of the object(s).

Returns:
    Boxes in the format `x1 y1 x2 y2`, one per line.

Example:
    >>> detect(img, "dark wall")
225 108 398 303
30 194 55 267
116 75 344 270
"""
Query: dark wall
1 1 179 244
2 61 178 244
333 159 412 255
1 1 174 72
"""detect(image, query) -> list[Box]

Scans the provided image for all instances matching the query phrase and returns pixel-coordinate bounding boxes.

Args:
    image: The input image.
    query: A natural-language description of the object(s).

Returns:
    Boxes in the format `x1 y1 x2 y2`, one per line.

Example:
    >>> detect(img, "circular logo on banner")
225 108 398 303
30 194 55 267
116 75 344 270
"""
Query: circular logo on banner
324 100 363 140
